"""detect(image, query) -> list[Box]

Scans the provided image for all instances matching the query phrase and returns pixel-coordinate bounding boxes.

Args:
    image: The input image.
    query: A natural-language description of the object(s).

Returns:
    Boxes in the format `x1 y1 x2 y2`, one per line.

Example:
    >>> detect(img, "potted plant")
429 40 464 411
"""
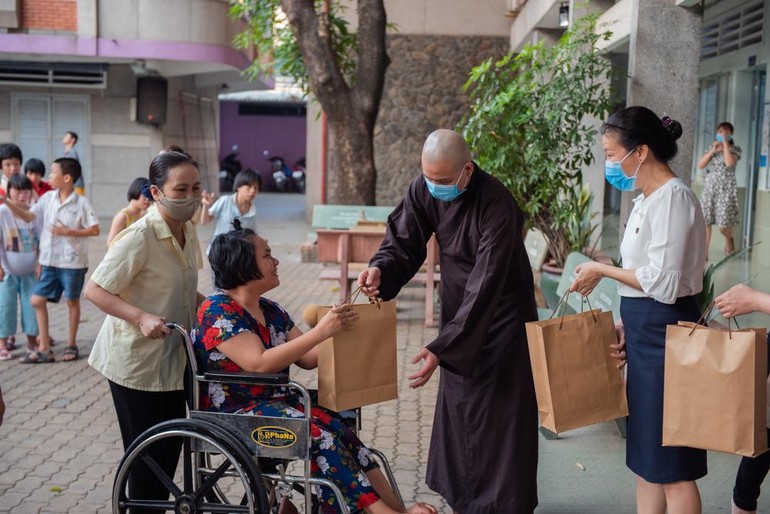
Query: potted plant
460 13 613 270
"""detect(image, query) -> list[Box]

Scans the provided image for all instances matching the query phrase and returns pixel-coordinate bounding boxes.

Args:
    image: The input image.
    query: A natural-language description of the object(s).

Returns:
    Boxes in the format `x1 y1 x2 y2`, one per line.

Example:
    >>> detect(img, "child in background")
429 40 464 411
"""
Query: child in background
24 158 53 201
0 157 100 363
0 143 22 194
106 178 152 245
200 168 261 251
0 175 42 360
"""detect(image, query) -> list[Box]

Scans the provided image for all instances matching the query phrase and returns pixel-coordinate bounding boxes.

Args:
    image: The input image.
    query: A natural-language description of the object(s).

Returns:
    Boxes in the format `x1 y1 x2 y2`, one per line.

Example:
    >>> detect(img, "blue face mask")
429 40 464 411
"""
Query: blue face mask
604 148 640 192
716 134 724 143
425 166 467 202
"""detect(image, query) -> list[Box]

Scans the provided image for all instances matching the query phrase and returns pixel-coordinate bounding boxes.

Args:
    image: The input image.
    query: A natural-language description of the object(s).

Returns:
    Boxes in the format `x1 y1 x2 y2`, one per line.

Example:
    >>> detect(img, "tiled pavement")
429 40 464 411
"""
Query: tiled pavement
0 193 747 512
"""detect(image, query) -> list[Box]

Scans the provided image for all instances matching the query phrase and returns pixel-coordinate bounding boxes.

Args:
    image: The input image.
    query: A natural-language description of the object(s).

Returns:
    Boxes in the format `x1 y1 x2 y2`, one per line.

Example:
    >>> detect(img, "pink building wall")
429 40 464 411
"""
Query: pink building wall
219 101 307 190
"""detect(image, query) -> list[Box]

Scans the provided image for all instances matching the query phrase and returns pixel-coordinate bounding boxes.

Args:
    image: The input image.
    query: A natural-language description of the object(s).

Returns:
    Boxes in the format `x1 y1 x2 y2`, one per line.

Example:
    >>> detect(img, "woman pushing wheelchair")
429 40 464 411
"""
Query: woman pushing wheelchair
192 220 436 514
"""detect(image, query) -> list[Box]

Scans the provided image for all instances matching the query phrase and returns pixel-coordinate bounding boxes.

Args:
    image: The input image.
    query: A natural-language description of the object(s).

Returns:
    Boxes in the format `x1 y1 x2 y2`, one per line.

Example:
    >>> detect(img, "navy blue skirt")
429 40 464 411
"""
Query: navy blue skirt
621 295 708 483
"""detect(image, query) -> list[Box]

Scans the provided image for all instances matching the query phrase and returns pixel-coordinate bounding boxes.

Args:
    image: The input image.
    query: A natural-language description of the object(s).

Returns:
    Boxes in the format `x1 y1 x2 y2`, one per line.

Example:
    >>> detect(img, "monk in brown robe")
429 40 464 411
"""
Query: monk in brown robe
358 129 539 514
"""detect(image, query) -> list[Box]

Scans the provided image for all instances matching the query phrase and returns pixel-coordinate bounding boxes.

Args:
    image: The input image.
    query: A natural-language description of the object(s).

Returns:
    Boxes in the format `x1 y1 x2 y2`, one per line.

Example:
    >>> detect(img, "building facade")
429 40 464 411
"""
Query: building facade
305 0 513 210
0 0 264 216
306 0 770 265
508 0 770 262
696 0 769 263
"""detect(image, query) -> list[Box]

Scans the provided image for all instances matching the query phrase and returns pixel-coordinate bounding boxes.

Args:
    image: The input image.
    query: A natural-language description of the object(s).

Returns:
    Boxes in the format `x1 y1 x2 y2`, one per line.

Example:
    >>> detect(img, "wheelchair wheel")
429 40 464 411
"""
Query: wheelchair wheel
112 418 269 513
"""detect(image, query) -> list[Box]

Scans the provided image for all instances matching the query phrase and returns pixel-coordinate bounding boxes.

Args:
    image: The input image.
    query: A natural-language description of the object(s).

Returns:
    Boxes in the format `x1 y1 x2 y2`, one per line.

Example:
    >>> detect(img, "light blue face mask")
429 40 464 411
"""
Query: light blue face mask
425 165 467 202
604 148 640 192
716 134 724 143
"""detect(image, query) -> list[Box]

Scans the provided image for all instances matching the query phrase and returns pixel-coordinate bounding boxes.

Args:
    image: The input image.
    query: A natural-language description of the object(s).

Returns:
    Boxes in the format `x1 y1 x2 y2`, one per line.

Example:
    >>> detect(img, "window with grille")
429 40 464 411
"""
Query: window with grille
702 0 764 59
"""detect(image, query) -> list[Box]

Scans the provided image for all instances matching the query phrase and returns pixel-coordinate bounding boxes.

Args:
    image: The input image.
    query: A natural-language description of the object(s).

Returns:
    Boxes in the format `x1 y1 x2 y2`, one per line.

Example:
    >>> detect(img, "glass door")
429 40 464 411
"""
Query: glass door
743 68 766 247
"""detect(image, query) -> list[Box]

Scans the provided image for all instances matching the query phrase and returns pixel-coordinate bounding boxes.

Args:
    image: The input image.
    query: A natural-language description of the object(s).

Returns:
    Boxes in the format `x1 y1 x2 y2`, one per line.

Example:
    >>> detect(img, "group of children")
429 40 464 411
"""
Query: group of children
0 142 264 363
0 143 99 362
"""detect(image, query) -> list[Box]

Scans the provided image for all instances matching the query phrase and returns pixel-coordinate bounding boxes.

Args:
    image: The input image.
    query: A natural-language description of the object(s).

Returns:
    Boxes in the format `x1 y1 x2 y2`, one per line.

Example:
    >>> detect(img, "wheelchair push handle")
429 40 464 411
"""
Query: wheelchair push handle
165 321 186 334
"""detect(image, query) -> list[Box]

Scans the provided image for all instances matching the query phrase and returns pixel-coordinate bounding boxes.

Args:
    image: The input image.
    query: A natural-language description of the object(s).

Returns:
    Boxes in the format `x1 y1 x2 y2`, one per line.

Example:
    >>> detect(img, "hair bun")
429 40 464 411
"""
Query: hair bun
232 217 242 231
661 116 683 141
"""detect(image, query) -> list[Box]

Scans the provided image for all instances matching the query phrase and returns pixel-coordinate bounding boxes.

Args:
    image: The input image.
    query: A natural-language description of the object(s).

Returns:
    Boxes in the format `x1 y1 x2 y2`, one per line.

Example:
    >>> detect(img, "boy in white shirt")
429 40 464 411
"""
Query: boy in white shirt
1 157 99 363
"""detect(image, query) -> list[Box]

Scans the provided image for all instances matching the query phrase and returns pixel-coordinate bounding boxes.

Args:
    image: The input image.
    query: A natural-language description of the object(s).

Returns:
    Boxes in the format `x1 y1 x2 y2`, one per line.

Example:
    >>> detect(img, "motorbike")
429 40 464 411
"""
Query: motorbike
291 157 306 194
265 152 294 192
219 144 242 193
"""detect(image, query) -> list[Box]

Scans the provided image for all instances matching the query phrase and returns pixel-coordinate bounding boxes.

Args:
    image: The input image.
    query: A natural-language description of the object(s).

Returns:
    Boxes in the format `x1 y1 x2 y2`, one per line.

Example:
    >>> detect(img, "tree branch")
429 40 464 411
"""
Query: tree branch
353 0 389 124
280 0 350 111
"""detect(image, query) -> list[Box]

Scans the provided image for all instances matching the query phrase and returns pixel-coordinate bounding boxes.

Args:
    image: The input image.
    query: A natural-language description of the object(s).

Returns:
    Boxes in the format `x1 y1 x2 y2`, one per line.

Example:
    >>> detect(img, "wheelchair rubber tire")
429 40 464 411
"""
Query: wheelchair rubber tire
112 418 270 514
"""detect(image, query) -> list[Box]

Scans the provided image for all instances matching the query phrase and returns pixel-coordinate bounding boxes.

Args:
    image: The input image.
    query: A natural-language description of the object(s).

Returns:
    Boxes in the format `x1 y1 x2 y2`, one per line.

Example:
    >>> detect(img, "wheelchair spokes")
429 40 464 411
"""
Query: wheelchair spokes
113 419 269 514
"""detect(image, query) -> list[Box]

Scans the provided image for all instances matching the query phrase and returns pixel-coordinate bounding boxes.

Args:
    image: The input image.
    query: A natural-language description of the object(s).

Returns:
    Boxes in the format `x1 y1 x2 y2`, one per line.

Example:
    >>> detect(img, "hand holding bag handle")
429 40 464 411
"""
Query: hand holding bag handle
548 290 597 329
689 300 741 339
342 284 381 310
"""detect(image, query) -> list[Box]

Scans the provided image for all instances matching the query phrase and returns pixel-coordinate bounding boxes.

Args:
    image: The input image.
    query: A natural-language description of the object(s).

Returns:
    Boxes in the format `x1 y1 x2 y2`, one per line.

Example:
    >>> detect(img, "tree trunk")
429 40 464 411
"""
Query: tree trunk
536 213 571 269
281 0 389 206
327 116 376 205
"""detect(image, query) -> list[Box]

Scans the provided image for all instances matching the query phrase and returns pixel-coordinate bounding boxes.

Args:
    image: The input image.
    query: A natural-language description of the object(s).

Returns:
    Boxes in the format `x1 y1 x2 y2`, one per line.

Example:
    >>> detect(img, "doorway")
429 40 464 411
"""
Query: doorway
742 68 766 248
11 93 90 185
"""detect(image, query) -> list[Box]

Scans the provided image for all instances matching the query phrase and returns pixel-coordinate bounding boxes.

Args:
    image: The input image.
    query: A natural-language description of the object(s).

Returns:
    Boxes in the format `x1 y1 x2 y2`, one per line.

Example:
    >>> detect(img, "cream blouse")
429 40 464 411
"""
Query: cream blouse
618 178 706 304
88 205 202 391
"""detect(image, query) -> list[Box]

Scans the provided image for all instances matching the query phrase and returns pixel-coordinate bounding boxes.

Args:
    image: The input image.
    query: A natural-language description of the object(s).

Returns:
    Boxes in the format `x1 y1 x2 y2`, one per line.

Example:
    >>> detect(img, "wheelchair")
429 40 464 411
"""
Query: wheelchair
111 323 404 514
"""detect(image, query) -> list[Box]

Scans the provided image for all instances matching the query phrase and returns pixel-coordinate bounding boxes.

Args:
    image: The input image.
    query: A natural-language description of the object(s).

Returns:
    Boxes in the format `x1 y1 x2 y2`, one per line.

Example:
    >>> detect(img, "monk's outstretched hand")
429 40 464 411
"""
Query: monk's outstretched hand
358 267 381 297
408 348 439 388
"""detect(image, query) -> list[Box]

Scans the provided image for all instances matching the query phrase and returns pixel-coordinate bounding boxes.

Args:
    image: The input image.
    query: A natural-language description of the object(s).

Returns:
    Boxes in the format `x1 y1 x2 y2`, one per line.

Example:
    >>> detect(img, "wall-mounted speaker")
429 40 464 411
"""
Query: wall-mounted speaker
136 76 167 125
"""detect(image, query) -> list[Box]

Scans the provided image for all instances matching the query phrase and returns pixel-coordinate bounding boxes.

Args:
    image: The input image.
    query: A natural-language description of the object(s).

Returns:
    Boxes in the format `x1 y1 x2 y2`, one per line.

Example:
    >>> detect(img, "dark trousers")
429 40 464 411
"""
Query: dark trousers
733 334 770 511
734 429 770 511
109 380 187 514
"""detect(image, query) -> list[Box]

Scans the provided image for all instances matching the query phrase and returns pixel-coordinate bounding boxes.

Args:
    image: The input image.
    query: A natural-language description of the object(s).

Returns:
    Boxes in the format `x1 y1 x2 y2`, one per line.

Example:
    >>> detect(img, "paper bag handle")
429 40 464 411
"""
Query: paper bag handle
548 291 597 329
342 285 381 310
688 300 740 339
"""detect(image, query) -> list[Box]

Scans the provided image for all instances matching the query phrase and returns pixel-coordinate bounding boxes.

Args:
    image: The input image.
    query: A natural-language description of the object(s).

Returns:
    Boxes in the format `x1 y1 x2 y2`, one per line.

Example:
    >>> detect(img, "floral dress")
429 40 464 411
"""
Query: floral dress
701 144 742 228
192 293 380 514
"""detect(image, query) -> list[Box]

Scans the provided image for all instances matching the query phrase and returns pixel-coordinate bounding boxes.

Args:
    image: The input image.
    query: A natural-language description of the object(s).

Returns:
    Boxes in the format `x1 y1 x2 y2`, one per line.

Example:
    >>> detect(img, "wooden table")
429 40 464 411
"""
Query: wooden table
316 229 441 327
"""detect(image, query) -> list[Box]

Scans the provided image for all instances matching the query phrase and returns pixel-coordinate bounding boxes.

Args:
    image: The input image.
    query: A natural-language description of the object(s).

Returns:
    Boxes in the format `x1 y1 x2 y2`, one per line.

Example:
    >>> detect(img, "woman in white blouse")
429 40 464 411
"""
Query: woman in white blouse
570 106 707 514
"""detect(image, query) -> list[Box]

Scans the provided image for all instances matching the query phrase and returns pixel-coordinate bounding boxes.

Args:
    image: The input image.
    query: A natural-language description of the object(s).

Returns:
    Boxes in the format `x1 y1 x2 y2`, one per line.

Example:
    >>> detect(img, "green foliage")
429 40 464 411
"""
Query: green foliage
698 243 760 316
229 0 360 92
460 13 613 267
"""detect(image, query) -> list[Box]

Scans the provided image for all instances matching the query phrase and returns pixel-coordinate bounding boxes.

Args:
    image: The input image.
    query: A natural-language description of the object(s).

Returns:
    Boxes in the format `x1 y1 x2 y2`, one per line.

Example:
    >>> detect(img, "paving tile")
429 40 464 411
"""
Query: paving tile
0 197 745 512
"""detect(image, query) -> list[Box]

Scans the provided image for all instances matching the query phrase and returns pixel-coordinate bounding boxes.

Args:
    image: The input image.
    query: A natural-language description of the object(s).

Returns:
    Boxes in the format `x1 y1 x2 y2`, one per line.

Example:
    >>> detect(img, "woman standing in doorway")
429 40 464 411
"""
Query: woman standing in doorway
698 121 742 256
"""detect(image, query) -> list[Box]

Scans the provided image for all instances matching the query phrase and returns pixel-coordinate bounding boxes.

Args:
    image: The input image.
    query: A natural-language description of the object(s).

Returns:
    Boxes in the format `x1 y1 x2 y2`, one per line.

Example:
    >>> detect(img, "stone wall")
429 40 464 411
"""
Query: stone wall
373 34 509 205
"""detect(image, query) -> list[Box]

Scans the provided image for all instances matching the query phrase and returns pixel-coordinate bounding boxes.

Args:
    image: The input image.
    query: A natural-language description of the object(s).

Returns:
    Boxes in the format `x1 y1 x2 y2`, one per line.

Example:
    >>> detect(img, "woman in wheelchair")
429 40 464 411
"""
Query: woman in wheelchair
192 223 436 514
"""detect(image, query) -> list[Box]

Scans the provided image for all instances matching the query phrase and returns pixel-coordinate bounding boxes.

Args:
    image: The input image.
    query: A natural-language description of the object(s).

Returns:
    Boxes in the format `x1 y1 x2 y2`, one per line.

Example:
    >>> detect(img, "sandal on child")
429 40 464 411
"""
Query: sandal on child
0 348 14 361
19 350 55 364
62 346 79 362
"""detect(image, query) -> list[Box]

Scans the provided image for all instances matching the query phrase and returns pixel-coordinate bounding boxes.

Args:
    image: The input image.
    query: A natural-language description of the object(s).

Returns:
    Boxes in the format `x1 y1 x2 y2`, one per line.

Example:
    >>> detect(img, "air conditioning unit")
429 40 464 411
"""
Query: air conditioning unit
0 62 108 88
506 0 527 17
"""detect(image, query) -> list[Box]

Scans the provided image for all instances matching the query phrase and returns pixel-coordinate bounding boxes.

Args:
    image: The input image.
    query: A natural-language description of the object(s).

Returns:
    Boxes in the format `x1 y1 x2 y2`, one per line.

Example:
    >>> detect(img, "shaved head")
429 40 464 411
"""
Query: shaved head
422 129 472 171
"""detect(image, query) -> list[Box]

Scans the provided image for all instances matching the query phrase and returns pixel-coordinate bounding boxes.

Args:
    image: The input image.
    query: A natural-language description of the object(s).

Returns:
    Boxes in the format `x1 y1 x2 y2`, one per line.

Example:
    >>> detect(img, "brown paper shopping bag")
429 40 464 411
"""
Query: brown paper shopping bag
663 320 767 457
525 301 628 433
317 292 398 412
